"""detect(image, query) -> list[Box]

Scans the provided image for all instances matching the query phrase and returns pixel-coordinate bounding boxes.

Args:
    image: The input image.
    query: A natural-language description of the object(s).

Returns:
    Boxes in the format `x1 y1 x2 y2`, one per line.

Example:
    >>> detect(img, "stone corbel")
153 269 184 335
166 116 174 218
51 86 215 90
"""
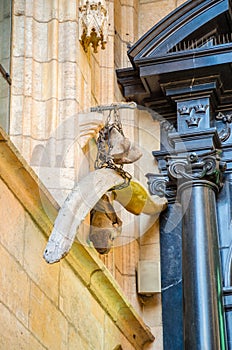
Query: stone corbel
79 0 108 53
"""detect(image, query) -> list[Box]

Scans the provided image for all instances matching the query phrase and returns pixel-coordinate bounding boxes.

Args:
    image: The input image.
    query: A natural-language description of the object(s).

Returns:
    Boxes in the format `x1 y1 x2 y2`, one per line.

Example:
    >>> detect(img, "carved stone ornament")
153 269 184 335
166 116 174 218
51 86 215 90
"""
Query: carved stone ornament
178 106 191 115
193 104 208 113
79 0 108 53
161 120 176 132
146 173 177 202
167 151 226 188
216 111 232 142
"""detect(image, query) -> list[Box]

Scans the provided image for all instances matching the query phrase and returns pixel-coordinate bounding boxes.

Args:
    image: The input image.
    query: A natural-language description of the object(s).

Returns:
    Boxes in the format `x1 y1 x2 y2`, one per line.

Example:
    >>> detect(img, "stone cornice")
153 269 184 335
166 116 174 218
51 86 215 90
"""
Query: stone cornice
0 127 154 349
116 0 232 113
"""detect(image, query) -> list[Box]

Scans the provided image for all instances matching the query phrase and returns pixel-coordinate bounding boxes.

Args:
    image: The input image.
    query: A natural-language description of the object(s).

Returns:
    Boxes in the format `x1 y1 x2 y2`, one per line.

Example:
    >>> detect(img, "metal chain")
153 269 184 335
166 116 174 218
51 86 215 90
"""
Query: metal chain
94 107 132 190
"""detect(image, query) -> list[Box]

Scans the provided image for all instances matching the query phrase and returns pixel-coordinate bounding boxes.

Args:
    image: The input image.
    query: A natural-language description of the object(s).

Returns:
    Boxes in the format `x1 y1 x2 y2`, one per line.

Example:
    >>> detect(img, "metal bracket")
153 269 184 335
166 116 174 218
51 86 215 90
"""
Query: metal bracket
90 101 137 113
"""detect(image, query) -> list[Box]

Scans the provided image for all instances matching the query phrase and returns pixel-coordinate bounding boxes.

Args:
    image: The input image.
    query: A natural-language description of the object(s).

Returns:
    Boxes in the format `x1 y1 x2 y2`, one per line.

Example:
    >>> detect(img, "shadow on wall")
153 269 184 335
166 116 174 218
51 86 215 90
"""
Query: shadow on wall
30 144 65 168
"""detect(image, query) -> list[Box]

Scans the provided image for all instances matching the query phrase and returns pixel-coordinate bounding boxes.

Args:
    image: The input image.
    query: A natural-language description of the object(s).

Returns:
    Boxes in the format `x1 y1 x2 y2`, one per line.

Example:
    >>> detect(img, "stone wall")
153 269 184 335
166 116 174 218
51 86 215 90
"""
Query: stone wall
138 0 186 36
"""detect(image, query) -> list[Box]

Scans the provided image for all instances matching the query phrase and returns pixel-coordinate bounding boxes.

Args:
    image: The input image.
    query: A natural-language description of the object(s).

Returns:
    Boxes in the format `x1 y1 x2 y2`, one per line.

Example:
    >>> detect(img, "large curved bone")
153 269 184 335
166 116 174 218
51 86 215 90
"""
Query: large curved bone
43 168 125 264
44 168 167 264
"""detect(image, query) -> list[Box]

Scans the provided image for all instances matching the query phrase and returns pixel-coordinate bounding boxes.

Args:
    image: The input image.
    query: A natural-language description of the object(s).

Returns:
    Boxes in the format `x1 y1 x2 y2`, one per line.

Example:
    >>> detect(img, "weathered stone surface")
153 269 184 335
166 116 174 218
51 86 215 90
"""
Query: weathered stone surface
24 213 60 304
139 0 179 36
0 244 30 326
60 261 104 349
0 179 25 263
0 302 46 350
68 325 90 350
29 282 69 350
104 316 135 350
144 326 164 350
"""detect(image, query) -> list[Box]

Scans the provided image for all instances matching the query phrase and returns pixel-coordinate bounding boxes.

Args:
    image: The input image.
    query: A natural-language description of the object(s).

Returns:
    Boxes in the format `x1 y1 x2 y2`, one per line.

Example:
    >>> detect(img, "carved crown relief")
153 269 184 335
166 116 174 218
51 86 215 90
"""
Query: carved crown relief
177 104 209 131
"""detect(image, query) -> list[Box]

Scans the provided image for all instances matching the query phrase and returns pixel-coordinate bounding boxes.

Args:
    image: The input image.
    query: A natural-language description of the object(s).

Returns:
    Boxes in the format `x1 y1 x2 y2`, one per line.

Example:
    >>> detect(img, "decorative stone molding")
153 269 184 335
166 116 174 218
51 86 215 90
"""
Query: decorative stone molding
146 173 177 203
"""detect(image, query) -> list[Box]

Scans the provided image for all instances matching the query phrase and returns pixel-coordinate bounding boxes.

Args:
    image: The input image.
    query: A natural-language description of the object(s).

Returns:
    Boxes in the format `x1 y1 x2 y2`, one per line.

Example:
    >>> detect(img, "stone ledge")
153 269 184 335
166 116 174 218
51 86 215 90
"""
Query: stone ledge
67 242 155 349
0 127 155 349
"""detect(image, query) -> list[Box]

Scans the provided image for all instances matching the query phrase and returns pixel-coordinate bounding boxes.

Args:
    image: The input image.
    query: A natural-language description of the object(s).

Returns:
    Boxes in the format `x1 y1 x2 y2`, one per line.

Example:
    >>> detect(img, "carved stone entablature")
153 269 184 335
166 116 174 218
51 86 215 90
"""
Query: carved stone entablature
216 111 232 142
146 173 177 203
167 150 226 189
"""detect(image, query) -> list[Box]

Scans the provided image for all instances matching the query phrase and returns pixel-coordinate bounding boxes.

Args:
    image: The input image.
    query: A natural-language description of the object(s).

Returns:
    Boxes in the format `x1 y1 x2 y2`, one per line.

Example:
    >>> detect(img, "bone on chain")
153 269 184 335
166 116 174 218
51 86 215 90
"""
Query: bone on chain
94 108 132 190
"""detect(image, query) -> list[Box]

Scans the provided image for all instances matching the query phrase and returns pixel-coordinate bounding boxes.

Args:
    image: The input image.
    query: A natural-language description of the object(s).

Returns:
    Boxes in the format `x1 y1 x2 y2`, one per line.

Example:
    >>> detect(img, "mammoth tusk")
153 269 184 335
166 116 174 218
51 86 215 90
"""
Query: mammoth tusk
43 168 125 264
43 168 167 264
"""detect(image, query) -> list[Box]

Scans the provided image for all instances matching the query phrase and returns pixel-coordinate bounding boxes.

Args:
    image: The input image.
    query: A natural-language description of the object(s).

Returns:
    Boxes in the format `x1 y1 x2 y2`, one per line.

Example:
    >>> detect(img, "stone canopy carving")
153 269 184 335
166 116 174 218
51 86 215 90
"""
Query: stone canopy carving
79 0 108 53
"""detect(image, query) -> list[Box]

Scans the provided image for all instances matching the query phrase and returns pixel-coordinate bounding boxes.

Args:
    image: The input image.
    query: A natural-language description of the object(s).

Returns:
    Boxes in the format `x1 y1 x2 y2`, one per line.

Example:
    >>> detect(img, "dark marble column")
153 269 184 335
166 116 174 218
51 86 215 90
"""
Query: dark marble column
180 180 226 350
167 152 227 350
160 203 183 350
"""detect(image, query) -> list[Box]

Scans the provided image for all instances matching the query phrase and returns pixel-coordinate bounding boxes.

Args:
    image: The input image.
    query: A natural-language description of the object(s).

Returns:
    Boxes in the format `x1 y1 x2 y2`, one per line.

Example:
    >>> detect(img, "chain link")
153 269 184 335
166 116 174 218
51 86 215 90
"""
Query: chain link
94 107 132 190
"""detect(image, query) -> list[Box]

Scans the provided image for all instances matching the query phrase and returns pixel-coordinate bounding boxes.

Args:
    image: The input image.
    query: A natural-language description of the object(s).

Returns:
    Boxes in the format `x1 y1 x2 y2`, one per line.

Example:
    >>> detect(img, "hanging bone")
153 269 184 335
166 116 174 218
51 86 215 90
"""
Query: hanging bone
108 126 142 164
43 104 167 264
43 168 126 264
89 194 122 254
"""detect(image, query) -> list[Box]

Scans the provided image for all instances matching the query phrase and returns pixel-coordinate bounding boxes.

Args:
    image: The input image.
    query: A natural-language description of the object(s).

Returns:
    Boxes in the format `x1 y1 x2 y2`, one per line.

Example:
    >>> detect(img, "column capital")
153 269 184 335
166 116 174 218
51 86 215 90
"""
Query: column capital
146 173 177 204
167 150 226 190
147 150 226 203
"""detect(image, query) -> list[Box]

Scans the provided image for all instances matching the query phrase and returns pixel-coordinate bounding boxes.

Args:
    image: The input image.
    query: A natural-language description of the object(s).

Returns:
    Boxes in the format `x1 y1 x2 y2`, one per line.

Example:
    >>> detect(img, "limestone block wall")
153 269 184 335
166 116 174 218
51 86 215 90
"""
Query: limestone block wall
10 0 117 161
139 0 187 37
